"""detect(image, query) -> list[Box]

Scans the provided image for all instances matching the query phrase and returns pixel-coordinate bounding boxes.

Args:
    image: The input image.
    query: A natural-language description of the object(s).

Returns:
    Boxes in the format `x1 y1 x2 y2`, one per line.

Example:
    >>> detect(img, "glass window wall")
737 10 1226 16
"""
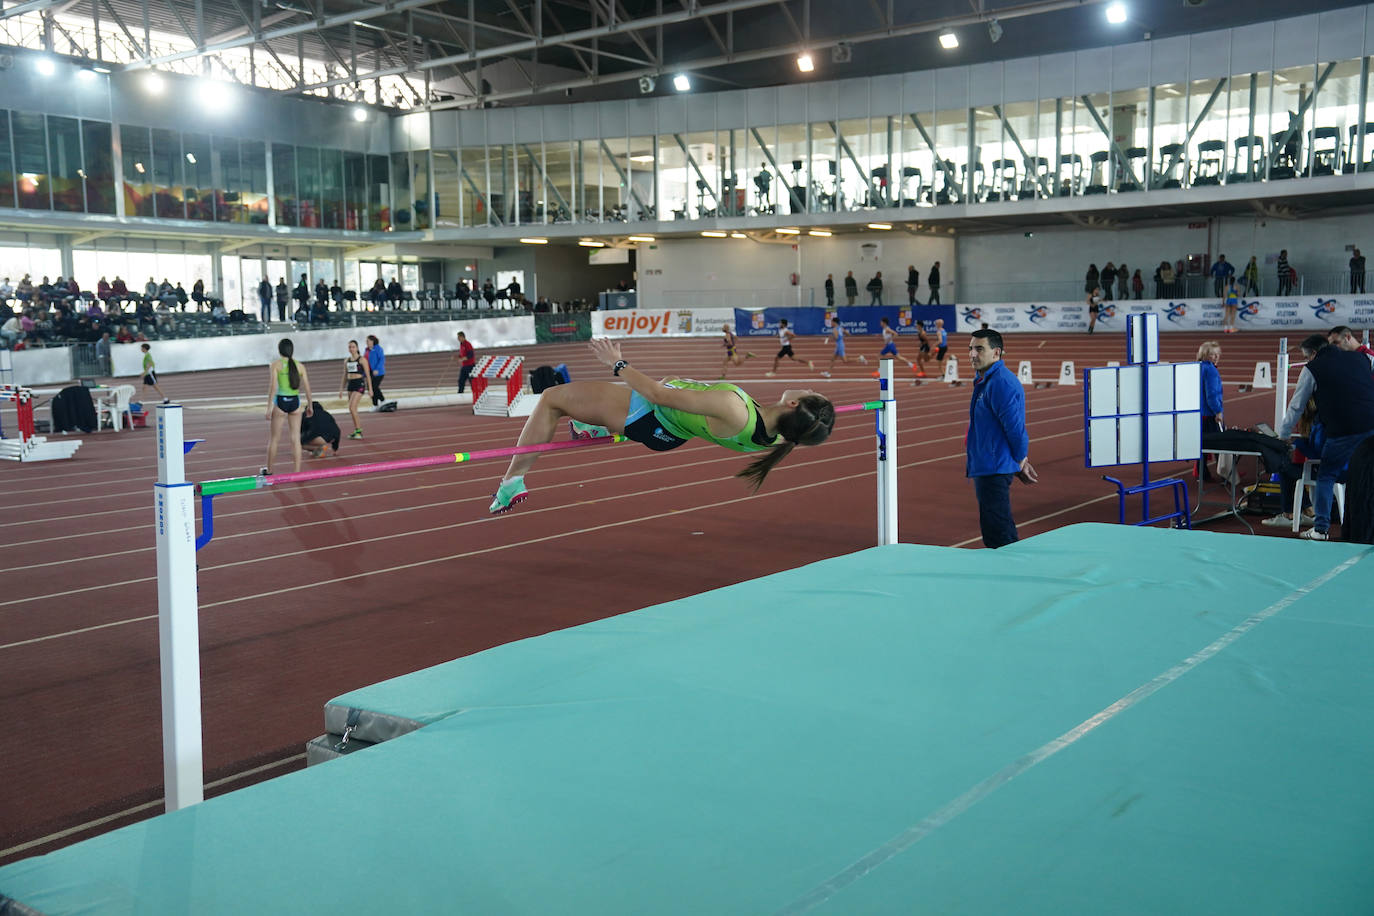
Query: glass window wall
46 116 83 212
149 128 182 218
82 120 115 214
0 112 14 209
12 112 49 210
272 144 297 226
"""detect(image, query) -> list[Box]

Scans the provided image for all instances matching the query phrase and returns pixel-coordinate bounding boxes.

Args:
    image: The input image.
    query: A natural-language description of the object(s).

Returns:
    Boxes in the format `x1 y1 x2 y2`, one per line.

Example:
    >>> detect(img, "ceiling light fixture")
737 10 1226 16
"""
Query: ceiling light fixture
730 232 747 239
777 227 801 235
629 154 655 163
867 223 892 230
701 230 727 237
34 56 56 76
352 107 368 122
627 235 655 242
938 31 959 50
519 237 549 244
144 72 165 95
797 52 814 73
1105 2 1127 24
578 240 605 247
987 19 1003 43
185 153 197 164
808 229 832 237
672 74 691 92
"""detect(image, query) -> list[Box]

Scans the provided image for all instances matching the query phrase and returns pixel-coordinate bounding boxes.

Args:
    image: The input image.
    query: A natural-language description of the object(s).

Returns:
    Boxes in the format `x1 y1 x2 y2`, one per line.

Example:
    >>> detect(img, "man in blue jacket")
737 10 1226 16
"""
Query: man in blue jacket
967 328 1036 548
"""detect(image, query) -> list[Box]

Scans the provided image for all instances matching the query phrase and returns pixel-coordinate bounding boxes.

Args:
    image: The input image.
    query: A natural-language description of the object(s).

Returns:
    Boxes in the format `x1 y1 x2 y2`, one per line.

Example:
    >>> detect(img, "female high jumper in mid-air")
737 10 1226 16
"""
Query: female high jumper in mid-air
489 338 836 513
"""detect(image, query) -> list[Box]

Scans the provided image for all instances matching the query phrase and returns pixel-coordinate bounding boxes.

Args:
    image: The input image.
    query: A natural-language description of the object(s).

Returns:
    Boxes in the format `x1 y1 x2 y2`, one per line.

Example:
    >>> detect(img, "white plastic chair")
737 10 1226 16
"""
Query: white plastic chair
99 384 135 432
1292 458 1346 533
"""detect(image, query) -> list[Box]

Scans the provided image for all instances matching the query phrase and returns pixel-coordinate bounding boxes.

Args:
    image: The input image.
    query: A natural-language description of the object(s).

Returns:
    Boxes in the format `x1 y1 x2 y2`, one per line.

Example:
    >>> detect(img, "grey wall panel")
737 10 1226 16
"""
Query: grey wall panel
969 62 1003 107
837 77 870 115
657 95 687 133
571 104 600 140
1189 31 1231 81
902 72 934 114
541 105 570 141
1003 58 1039 104
935 66 968 111
394 113 430 151
687 95 716 132
1275 14 1320 69
776 84 806 122
597 101 628 139
1074 47 1112 95
486 108 514 145
1149 36 1190 86
1038 52 1076 98
430 112 459 148
1319 6 1366 62
628 98 658 136
717 90 747 129
459 109 487 146
871 74 902 115
515 108 543 143
1112 43 1150 92
1230 22 1275 75
746 87 777 126
807 82 838 121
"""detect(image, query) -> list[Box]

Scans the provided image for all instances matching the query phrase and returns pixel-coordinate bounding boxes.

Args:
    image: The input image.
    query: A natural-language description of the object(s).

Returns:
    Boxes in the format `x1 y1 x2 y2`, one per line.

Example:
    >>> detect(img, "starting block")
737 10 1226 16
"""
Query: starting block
471 355 540 418
1058 360 1077 386
1238 361 1273 393
942 356 962 386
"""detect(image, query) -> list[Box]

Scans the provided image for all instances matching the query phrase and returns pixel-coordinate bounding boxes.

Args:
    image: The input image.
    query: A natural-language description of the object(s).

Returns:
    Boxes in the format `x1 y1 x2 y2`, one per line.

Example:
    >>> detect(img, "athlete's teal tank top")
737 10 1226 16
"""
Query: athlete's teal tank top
654 379 778 453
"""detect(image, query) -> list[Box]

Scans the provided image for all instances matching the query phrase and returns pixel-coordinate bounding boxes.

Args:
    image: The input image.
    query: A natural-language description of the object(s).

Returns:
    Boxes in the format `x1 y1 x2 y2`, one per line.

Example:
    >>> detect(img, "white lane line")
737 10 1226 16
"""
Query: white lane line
776 549 1371 915
0 753 306 861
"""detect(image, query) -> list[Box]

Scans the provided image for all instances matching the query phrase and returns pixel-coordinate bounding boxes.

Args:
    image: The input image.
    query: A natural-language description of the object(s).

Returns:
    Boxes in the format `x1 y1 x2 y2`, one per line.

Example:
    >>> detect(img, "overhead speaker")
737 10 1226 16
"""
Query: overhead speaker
831 42 852 64
0 53 13 71
638 75 656 94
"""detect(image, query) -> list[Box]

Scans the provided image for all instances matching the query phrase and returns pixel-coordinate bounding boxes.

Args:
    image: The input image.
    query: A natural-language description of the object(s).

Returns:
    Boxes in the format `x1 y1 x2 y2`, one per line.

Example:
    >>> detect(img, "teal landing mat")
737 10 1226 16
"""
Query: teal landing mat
2 524 1371 915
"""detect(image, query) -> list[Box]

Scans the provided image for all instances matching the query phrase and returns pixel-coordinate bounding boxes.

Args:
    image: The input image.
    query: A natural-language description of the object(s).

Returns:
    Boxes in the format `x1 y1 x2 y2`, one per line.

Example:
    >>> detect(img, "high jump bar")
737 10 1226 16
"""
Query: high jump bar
151 369 895 817
198 400 884 496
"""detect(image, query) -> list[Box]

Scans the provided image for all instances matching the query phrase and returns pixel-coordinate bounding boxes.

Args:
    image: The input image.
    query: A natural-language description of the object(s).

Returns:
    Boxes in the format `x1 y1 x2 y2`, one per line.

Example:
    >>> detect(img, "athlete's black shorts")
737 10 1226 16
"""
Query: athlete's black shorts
936 345 948 361
623 411 689 452
346 378 366 394
275 395 301 413
918 341 931 354
776 345 794 359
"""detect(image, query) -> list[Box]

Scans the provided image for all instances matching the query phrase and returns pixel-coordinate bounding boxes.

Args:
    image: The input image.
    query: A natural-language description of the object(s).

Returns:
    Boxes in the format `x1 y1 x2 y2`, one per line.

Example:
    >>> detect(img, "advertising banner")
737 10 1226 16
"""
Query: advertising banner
953 296 1374 333
591 308 735 338
733 305 957 338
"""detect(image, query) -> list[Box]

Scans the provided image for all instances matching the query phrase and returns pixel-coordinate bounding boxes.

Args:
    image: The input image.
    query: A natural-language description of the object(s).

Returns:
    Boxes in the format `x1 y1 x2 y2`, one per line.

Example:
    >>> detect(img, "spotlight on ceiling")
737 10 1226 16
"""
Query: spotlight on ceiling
938 30 959 50
638 75 656 94
351 106 368 122
34 56 56 76
144 71 165 95
797 52 814 73
672 73 691 92
1105 2 1127 24
988 19 1003 43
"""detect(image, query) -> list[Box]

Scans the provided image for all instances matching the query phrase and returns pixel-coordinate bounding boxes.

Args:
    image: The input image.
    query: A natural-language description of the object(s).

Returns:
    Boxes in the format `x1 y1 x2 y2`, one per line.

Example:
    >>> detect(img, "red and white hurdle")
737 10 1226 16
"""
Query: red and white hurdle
471 354 539 418
0 384 82 461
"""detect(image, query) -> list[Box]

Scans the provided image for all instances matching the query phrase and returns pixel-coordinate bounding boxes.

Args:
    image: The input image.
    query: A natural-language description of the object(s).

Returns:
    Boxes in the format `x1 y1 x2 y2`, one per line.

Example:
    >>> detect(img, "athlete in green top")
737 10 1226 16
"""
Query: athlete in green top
139 342 170 403
490 337 835 513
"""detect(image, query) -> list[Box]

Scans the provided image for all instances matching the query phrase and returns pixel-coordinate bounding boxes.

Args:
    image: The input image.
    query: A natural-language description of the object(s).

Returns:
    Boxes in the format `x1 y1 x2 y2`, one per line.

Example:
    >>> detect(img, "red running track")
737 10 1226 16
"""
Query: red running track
0 329 1310 864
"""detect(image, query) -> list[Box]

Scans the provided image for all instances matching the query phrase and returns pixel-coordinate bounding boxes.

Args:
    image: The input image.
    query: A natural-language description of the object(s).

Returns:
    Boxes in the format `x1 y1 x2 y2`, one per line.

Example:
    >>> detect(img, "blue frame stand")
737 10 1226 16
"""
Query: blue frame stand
1086 314 1194 529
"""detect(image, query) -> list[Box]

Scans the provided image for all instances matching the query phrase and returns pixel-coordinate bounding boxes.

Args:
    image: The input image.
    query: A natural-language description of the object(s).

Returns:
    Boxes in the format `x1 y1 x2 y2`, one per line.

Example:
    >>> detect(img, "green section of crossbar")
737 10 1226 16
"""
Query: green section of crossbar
862 400 881 410
200 477 261 496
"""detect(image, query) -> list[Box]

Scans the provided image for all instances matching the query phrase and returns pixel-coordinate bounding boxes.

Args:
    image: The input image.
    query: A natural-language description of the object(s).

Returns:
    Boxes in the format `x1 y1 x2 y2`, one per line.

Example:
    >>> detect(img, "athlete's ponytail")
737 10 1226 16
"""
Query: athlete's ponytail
279 338 300 390
735 394 835 492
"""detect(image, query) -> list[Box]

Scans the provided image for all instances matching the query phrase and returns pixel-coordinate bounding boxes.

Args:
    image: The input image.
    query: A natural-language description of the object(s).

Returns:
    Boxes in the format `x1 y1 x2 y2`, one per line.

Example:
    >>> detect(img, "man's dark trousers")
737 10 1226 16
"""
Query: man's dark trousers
974 473 1019 548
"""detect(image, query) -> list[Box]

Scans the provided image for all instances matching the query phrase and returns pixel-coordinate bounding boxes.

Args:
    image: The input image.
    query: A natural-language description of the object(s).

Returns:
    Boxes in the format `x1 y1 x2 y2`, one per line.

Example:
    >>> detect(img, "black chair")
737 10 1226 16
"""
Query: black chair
1084 151 1110 194
1228 136 1264 183
1343 123 1374 173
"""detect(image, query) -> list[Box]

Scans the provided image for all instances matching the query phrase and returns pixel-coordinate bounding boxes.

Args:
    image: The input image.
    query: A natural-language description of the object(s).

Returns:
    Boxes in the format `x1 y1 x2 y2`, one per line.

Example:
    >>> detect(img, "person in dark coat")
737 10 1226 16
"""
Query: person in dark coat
300 401 342 457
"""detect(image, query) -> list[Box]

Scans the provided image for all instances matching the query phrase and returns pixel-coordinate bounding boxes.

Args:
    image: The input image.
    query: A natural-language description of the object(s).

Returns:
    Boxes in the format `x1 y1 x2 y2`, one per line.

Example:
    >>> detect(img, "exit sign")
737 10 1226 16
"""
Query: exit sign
1187 221 1207 229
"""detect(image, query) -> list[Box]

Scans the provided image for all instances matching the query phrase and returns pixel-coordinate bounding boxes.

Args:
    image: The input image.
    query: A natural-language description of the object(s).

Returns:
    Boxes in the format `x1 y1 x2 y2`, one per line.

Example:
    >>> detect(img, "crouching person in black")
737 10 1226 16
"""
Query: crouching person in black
300 401 342 458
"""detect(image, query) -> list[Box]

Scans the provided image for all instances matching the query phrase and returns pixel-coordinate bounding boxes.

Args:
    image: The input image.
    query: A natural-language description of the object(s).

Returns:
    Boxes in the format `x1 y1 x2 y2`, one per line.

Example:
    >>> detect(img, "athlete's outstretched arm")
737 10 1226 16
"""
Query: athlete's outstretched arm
589 338 740 422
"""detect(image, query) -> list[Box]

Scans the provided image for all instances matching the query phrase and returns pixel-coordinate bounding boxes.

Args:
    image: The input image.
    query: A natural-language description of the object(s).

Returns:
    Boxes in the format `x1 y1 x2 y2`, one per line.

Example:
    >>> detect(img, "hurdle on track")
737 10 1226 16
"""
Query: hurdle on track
155 361 898 813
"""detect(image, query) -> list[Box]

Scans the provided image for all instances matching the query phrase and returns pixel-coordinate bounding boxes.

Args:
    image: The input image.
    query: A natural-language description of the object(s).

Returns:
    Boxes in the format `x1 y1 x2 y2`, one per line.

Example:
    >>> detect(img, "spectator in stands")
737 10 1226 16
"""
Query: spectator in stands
85 297 104 319
1278 334 1374 540
825 273 835 307
174 282 189 311
534 296 552 313
330 281 343 307
1241 256 1260 296
275 278 289 322
1276 249 1292 296
1352 248 1367 294
1084 263 1099 296
293 274 310 313
94 330 111 363
0 277 11 302
314 278 328 308
1328 325 1374 367
1209 254 1234 297
144 277 158 300
96 276 111 301
481 279 496 305
115 324 135 344
1132 268 1143 300
19 309 36 343
907 265 920 305
1 312 24 348
191 279 205 310
456 279 471 307
16 275 34 303
368 278 386 308
928 261 943 304
507 277 522 301
111 276 128 303
210 301 229 325
1100 262 1116 300
257 277 272 318
866 271 884 306
386 276 403 305
1116 262 1130 300
843 270 858 305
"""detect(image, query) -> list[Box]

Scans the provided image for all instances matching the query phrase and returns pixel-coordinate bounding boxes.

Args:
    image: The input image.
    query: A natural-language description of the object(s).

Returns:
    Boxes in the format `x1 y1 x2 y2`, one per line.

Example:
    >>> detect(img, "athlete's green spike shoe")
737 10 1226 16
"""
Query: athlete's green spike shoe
489 476 529 514
569 419 610 440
